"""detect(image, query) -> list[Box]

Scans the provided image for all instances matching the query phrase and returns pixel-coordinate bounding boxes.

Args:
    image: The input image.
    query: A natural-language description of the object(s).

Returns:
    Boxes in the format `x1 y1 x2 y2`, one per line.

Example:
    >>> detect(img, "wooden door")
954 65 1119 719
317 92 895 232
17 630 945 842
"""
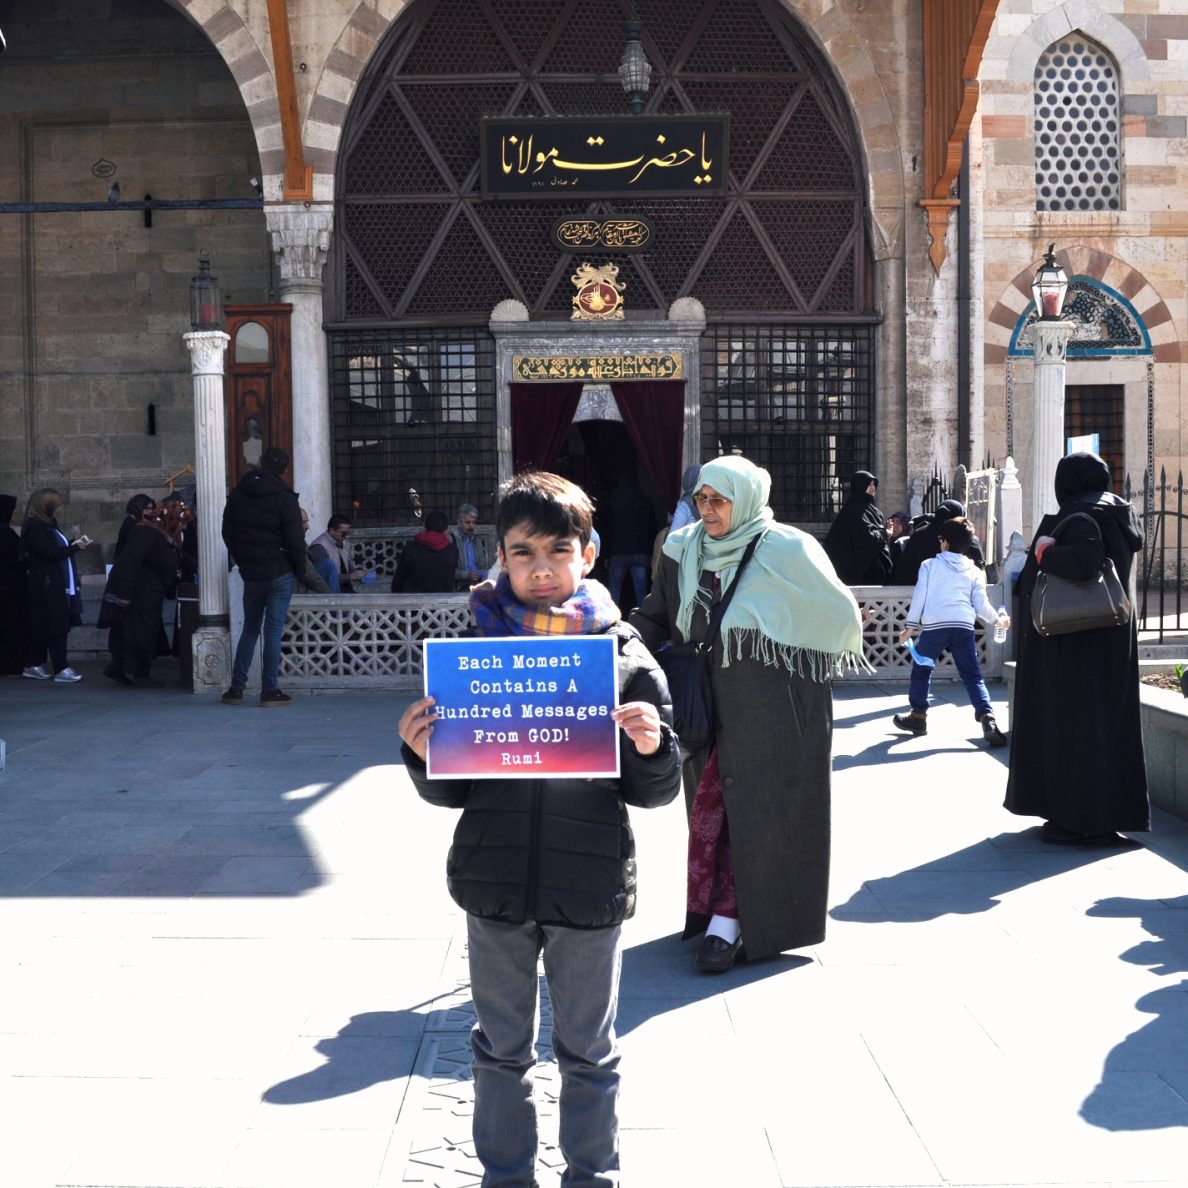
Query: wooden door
224 304 293 489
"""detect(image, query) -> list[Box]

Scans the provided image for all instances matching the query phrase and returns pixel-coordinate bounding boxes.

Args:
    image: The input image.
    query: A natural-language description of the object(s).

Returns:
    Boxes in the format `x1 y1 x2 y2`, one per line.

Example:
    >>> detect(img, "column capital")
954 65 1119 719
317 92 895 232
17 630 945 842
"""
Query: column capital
183 330 230 376
1032 319 1077 364
265 203 334 285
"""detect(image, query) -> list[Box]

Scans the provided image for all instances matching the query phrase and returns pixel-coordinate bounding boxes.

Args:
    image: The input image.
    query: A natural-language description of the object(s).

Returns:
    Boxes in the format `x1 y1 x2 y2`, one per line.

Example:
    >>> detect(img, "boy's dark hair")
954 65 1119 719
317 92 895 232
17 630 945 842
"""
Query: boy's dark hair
259 447 289 476
327 513 352 531
425 510 448 533
496 470 594 548
938 516 974 556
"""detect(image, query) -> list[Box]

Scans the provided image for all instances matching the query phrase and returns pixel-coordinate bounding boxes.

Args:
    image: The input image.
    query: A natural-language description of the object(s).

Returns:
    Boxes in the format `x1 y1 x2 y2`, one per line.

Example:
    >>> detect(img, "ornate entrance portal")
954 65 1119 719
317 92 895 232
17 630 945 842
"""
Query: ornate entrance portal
329 0 876 526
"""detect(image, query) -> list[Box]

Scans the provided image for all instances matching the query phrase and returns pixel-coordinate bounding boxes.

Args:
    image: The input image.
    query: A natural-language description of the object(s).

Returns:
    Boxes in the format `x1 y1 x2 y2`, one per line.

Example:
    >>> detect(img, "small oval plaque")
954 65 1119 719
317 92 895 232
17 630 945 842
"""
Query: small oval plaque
552 216 653 253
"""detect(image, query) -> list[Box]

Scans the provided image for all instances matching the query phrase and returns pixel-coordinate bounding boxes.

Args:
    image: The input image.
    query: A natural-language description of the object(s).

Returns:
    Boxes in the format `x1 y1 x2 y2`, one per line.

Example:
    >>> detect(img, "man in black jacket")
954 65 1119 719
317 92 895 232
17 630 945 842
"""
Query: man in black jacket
220 447 305 706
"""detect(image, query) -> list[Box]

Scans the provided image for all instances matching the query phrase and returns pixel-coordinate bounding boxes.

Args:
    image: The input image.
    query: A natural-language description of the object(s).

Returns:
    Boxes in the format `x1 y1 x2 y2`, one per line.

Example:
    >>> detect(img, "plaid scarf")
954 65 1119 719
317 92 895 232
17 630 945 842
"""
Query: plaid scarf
468 572 621 637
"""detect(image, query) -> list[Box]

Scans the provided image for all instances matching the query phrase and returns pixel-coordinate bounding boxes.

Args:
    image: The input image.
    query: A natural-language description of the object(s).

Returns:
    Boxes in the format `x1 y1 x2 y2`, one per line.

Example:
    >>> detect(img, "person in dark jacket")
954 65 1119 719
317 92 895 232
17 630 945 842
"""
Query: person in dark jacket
399 470 681 1188
99 502 190 687
115 493 155 560
220 447 306 707
19 488 89 683
391 510 458 593
890 498 985 585
0 493 30 676
821 470 892 584
1005 452 1148 845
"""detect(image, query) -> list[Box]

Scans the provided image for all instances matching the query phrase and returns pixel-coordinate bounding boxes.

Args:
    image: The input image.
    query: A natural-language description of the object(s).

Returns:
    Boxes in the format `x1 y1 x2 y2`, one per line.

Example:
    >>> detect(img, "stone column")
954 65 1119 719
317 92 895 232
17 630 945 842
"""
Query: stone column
1031 320 1076 530
266 204 334 530
183 329 231 693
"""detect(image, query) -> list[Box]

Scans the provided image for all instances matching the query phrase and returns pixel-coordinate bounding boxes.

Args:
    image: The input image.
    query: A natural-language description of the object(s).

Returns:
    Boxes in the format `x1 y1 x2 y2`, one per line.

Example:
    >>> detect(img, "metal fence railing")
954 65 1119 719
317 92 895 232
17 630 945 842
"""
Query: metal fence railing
1128 470 1188 643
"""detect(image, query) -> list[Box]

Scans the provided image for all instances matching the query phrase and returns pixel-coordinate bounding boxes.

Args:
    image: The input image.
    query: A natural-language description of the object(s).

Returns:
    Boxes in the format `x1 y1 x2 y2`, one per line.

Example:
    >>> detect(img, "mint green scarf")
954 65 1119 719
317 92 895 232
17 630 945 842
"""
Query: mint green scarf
662 456 866 680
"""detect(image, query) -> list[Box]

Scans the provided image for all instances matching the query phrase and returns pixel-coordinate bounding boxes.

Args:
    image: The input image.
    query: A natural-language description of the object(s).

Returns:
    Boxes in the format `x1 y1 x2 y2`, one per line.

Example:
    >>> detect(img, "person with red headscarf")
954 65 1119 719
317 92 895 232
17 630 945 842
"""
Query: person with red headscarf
99 501 191 687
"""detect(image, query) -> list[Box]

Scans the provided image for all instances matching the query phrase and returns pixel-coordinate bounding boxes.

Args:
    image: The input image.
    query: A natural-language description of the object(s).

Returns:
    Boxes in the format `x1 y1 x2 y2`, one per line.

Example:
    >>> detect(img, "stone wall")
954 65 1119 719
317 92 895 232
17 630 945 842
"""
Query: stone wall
979 0 1188 539
0 0 269 568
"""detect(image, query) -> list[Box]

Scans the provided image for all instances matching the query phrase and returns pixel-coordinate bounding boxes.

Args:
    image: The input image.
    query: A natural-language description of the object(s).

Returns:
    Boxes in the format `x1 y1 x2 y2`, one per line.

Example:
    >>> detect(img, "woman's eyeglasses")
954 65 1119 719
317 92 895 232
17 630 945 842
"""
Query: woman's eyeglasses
692 493 731 510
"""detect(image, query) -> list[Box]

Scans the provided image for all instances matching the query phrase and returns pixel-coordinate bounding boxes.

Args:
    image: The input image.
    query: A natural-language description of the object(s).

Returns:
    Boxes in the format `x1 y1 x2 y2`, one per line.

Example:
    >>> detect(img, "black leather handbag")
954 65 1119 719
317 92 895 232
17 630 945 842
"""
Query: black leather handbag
657 536 759 756
1030 511 1132 637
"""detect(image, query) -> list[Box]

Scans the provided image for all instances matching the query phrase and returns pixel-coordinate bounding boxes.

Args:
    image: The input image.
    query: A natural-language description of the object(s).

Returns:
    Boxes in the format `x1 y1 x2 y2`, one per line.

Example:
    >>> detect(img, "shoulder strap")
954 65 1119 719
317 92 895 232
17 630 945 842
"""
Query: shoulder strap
1054 510 1104 541
704 533 761 646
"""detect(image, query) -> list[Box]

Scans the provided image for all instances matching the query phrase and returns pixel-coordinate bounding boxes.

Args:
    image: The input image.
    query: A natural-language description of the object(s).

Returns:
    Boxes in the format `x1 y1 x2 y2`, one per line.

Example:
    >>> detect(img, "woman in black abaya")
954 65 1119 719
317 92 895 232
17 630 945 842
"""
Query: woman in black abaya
821 470 891 585
1005 452 1148 845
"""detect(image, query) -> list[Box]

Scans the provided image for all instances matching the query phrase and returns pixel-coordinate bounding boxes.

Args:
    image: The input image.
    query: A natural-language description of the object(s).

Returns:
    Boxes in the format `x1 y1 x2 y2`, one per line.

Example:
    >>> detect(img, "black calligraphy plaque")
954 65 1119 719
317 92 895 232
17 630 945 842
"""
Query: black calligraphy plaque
552 216 655 253
481 114 729 199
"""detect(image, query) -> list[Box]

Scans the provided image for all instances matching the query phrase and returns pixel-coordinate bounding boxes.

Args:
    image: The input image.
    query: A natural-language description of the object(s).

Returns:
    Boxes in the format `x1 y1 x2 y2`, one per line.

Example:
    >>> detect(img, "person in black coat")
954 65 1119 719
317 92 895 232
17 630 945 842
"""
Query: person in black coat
890 498 985 585
19 488 90 682
99 503 190 687
821 470 892 584
220 447 306 705
1005 452 1148 845
391 510 458 593
115 493 155 560
0 493 29 675
398 470 680 1188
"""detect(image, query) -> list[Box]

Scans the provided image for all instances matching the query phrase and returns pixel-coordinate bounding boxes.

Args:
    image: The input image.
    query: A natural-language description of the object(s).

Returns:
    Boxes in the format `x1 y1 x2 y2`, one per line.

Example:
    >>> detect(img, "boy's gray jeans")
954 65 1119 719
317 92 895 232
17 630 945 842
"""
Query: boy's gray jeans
466 914 622 1188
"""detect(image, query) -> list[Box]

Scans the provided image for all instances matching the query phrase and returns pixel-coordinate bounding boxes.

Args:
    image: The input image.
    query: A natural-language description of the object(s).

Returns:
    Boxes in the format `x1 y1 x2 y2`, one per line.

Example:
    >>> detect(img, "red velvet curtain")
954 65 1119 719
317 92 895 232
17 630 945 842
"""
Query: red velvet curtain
610 381 685 509
510 383 584 472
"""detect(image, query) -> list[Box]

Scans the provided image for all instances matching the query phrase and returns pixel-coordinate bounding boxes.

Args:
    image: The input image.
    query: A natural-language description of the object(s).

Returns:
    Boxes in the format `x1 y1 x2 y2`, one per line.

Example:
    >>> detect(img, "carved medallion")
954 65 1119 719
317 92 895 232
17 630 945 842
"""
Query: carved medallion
571 262 625 321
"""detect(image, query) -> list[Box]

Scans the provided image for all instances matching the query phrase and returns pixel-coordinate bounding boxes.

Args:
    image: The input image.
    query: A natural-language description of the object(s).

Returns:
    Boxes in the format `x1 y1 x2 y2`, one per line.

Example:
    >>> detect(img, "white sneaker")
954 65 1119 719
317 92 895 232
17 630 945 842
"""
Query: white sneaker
52 667 83 683
22 665 52 680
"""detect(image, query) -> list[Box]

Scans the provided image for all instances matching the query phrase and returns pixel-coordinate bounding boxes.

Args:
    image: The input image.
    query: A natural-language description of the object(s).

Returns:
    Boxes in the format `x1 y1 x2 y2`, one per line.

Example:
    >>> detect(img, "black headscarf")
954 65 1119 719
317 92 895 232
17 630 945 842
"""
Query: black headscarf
0 494 16 528
822 470 891 584
1052 452 1142 552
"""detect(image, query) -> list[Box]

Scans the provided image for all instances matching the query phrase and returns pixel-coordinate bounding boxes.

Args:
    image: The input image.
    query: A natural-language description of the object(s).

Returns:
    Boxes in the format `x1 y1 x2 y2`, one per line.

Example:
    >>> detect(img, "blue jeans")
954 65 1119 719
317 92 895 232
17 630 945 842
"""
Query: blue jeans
466 914 621 1188
909 625 993 719
606 554 648 608
231 572 295 693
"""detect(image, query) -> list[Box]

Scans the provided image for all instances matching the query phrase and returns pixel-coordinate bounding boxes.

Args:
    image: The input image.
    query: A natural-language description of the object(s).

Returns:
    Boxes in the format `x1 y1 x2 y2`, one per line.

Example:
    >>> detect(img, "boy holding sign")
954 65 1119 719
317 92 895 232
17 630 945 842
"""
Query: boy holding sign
399 471 681 1188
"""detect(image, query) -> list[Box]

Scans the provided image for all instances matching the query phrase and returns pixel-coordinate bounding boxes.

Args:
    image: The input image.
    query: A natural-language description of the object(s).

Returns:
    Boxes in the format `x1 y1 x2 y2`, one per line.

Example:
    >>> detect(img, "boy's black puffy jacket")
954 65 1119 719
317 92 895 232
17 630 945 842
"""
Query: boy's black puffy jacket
221 470 306 582
404 622 682 928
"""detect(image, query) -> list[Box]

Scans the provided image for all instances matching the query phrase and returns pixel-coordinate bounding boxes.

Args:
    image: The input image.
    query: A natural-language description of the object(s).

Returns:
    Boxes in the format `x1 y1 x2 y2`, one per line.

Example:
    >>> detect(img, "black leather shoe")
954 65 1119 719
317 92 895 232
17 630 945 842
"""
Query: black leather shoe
892 712 927 736
695 934 742 973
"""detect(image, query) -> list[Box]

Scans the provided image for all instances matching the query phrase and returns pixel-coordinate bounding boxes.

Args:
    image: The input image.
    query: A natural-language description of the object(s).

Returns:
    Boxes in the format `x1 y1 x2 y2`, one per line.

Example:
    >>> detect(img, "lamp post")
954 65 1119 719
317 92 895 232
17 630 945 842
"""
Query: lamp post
183 250 232 693
619 14 652 114
1030 244 1074 530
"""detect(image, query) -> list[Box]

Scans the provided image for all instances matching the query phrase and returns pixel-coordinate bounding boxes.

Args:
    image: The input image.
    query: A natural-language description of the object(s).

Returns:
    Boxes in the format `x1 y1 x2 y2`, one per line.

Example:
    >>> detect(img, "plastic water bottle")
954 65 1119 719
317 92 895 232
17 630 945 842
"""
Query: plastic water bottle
993 607 1008 644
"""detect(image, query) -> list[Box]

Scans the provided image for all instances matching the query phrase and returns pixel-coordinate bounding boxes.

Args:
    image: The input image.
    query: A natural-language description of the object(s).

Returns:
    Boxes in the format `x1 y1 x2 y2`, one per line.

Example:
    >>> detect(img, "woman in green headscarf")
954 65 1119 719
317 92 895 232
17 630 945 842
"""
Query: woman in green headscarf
632 455 864 971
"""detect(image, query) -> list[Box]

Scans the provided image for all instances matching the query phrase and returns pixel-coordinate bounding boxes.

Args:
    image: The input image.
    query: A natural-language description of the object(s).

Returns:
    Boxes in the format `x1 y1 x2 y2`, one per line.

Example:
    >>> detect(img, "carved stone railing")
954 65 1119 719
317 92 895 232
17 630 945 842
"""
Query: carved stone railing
277 593 473 689
263 583 1005 691
840 583 1007 682
349 525 498 578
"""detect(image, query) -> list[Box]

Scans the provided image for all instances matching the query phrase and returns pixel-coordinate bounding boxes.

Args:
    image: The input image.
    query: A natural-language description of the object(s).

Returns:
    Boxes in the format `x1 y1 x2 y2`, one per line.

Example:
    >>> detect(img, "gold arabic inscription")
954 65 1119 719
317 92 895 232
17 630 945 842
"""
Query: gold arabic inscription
513 355 684 382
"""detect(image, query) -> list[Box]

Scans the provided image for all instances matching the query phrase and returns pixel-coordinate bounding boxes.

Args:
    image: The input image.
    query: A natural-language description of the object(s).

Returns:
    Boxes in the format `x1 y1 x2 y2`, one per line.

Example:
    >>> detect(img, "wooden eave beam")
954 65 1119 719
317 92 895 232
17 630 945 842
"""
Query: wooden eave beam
920 0 999 272
265 0 314 202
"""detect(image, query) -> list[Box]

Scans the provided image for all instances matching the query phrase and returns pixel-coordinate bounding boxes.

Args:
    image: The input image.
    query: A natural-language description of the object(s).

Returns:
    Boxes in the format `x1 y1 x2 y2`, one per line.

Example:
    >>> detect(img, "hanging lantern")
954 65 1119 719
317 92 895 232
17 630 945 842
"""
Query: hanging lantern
618 18 652 115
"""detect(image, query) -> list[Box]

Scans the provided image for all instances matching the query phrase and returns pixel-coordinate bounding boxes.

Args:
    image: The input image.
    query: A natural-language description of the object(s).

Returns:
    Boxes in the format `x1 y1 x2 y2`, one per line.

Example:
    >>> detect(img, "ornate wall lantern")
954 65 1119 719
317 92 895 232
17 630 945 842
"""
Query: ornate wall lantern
189 250 223 331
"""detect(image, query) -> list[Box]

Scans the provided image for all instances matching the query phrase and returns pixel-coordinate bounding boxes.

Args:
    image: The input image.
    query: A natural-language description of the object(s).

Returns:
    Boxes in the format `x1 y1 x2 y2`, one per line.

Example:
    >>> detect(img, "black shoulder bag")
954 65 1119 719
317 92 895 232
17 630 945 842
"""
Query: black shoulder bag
657 535 760 756
1030 511 1132 637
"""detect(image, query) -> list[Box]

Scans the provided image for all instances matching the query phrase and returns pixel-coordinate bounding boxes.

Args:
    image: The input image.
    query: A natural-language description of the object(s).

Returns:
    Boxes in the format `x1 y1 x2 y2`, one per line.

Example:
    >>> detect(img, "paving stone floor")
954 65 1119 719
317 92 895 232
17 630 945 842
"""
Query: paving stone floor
1 658 1186 1187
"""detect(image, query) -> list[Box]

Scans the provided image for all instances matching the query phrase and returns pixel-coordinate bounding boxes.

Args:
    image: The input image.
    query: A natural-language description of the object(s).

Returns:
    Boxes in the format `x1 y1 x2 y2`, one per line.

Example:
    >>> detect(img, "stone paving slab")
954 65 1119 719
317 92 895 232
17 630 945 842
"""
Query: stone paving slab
1 660 1187 1186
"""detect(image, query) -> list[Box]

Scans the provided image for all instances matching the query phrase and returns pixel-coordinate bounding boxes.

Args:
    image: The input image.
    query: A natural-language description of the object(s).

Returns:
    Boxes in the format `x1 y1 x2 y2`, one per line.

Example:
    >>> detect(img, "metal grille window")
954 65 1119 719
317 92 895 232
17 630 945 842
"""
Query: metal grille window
1034 37 1121 212
1065 384 1124 486
702 324 875 524
331 329 497 524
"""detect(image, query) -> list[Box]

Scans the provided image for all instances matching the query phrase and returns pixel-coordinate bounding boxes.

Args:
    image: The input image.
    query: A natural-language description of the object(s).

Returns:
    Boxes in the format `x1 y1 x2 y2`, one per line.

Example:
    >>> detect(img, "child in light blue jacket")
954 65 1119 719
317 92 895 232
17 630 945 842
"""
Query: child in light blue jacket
893 516 1009 746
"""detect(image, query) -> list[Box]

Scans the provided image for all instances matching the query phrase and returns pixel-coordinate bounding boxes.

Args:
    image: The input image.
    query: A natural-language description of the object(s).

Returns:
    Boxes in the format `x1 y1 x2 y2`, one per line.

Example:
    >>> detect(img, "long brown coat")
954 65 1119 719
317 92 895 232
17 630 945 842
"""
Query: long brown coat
631 553 833 959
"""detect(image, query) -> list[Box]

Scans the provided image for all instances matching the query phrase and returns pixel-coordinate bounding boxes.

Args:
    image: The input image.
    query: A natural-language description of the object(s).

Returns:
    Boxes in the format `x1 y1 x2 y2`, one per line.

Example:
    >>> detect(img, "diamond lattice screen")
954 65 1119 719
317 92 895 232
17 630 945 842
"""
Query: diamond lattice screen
334 0 871 323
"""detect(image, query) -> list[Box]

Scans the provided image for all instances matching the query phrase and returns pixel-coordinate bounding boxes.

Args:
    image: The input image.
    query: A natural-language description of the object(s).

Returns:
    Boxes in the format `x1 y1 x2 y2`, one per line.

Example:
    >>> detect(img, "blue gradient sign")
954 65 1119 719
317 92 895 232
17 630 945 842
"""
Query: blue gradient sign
422 636 620 779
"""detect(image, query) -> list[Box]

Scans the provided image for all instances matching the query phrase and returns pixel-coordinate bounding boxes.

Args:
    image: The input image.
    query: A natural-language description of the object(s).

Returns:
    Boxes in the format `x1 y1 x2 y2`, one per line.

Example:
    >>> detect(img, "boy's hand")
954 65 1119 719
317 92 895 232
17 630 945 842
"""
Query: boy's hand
398 696 438 761
611 700 663 756
899 629 912 645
